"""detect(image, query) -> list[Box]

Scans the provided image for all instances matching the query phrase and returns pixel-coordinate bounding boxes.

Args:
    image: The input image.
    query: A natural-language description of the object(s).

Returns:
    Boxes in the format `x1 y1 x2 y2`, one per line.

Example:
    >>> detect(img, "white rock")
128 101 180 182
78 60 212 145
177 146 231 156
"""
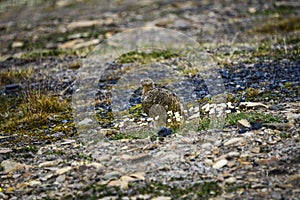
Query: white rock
225 177 237 184
240 102 268 109
224 137 245 146
201 143 213 150
78 118 93 125
1 160 29 173
152 196 171 200
12 41 24 48
226 151 240 158
28 180 41 186
56 166 72 175
39 160 61 168
238 119 251 128
213 159 228 169
67 20 103 30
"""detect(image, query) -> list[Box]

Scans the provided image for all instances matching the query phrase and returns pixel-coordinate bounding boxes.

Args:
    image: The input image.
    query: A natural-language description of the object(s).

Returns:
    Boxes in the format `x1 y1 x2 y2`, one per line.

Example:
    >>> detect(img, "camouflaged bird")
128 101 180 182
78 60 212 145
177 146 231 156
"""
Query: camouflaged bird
141 78 183 129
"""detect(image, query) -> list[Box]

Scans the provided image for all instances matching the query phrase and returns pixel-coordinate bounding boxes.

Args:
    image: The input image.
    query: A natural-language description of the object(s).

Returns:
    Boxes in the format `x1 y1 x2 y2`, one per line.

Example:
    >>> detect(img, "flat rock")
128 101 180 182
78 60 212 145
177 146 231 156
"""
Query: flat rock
213 159 228 169
224 137 245 146
238 119 251 128
1 160 28 173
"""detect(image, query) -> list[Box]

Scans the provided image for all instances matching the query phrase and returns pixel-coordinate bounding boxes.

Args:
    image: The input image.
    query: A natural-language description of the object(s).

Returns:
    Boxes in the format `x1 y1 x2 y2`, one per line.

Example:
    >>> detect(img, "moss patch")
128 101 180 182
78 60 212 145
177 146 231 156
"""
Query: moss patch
226 111 282 126
77 181 222 199
252 16 300 34
0 90 74 146
0 68 33 86
250 5 297 16
115 49 179 64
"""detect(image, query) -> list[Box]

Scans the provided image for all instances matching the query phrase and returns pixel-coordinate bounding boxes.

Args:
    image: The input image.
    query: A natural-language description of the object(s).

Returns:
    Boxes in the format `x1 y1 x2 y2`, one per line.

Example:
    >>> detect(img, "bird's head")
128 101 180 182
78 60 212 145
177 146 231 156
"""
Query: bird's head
141 78 154 95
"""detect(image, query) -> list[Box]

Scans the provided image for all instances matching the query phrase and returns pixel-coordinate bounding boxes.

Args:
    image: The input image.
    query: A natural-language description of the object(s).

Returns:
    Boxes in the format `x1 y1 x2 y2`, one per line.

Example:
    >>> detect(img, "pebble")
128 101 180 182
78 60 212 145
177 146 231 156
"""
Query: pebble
55 166 72 175
103 171 121 180
225 177 237 184
157 127 173 137
224 137 245 146
56 174 66 183
0 148 12 154
238 119 251 128
152 197 171 200
212 159 228 169
78 118 93 126
1 160 28 173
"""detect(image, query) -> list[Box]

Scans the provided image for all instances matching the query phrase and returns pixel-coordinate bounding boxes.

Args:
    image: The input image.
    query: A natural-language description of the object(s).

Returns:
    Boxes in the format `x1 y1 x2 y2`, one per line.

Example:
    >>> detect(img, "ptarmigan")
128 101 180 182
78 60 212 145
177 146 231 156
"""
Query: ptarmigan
141 78 183 128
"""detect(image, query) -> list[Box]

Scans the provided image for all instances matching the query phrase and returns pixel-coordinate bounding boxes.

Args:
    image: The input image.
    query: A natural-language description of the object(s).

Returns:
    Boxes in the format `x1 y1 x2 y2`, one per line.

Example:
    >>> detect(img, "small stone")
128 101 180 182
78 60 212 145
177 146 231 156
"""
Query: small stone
238 119 251 128
103 171 121 180
250 147 260 154
1 160 28 173
204 159 213 165
28 180 41 187
0 148 12 154
201 143 213 150
0 192 8 199
226 151 240 158
87 162 104 169
56 166 72 175
130 172 145 181
271 191 282 200
39 160 61 168
67 20 103 30
224 137 245 146
78 118 93 126
269 105 284 111
11 41 24 48
239 102 268 109
56 174 66 183
151 196 171 200
251 122 262 130
213 159 228 169
5 84 20 91
60 139 76 145
157 127 173 137
248 7 256 13
225 177 237 184
238 128 247 134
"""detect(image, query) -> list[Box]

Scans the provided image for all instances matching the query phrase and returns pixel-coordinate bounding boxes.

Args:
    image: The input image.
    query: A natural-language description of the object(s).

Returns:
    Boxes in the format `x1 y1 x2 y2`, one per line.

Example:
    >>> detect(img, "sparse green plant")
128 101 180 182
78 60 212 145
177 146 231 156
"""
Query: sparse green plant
0 68 33 86
226 111 282 126
245 87 261 100
115 49 179 64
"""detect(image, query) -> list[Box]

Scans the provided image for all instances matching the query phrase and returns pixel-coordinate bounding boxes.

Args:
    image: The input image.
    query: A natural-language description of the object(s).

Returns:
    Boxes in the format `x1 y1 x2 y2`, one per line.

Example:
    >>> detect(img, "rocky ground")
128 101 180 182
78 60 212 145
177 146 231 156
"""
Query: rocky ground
0 0 299 199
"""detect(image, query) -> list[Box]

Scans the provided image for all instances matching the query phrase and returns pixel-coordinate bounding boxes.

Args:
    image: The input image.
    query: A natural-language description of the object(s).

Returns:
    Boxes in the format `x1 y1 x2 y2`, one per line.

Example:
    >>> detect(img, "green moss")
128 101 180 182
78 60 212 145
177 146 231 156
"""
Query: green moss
226 111 282 126
198 117 210 131
115 50 179 64
77 181 221 199
14 145 38 153
252 17 300 34
128 103 143 120
197 110 282 131
0 68 33 86
20 48 89 59
279 132 291 139
0 89 73 146
245 88 261 101
250 5 296 16
68 60 81 69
